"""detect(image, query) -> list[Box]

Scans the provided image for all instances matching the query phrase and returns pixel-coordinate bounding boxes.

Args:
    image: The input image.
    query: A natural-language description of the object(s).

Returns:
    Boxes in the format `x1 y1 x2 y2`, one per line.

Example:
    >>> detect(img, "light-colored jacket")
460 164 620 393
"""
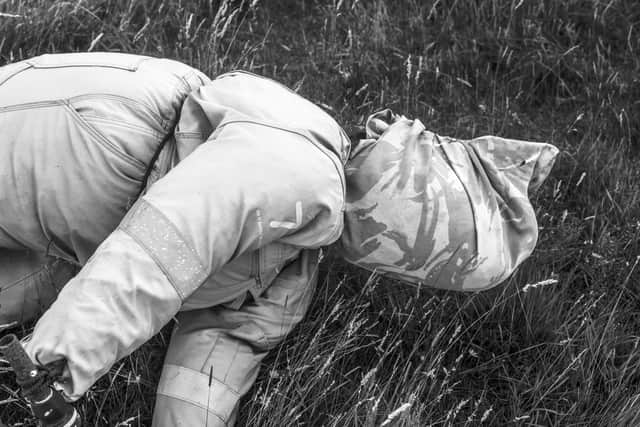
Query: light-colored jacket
0 52 209 263
0 53 348 400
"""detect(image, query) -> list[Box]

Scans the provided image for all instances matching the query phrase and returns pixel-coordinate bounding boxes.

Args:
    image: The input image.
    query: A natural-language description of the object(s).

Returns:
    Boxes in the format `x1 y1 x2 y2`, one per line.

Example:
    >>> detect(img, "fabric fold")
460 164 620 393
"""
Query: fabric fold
339 109 559 291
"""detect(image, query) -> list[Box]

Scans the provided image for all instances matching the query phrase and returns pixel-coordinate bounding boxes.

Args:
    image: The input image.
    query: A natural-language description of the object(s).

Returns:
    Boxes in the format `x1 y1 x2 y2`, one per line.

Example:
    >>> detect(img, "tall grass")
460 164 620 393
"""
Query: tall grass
1 0 639 425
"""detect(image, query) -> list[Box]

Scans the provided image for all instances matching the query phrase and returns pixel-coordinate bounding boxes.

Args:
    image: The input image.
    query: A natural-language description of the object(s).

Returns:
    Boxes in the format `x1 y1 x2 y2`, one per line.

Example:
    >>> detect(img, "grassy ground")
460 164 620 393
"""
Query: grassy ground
1 0 639 425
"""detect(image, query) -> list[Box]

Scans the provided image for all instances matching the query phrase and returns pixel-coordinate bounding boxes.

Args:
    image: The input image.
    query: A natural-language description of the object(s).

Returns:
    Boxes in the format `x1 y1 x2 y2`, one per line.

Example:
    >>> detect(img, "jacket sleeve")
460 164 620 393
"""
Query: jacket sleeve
24 123 344 400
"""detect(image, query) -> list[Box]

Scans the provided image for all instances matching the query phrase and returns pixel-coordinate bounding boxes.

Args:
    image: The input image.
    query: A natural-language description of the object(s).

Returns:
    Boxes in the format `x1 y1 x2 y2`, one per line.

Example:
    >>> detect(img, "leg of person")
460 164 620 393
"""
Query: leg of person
0 248 78 327
152 249 321 427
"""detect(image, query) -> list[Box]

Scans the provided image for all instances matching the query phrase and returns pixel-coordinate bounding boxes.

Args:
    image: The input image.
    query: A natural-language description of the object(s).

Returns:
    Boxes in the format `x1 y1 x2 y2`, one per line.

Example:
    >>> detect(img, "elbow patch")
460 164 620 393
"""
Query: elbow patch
119 199 208 300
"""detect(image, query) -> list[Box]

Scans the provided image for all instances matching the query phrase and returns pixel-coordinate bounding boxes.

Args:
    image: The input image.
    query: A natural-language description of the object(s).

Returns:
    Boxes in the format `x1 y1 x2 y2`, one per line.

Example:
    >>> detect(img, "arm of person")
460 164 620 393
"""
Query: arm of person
24 123 344 400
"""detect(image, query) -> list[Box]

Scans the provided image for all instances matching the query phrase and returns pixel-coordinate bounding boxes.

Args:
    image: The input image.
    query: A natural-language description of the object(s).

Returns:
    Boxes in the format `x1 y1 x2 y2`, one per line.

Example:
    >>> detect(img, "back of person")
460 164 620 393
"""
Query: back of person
0 53 349 426
0 52 209 264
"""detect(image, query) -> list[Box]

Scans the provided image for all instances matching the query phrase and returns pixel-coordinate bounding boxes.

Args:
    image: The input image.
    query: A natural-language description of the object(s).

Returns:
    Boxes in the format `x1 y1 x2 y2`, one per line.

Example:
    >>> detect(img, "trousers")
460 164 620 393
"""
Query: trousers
0 248 319 426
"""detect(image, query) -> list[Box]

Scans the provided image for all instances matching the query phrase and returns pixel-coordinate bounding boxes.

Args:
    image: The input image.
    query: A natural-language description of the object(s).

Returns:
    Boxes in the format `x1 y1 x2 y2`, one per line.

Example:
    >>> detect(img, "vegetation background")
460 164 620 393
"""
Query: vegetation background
1 0 639 425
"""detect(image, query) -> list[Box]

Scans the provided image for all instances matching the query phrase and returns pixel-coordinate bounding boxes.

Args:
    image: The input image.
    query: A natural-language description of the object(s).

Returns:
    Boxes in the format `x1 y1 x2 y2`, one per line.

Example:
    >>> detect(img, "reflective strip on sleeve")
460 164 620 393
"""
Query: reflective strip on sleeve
156 364 239 424
119 199 208 300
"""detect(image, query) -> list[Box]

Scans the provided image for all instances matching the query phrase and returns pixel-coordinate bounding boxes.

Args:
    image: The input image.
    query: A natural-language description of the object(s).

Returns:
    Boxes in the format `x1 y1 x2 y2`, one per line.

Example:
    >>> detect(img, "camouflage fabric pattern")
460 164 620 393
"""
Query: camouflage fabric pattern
339 109 559 291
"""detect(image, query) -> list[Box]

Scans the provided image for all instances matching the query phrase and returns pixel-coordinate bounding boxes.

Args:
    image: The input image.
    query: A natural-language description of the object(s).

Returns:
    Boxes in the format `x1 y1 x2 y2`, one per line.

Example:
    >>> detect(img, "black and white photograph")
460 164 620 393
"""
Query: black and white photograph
0 1 638 425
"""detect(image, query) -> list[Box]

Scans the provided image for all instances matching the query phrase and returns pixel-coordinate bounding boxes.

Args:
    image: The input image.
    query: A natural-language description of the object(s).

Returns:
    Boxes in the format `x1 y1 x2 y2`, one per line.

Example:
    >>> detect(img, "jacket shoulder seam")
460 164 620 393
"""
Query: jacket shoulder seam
216 119 346 246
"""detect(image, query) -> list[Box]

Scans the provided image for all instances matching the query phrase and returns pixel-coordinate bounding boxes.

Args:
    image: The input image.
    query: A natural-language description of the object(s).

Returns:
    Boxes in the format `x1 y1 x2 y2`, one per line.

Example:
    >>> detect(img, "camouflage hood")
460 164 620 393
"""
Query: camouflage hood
338 109 559 291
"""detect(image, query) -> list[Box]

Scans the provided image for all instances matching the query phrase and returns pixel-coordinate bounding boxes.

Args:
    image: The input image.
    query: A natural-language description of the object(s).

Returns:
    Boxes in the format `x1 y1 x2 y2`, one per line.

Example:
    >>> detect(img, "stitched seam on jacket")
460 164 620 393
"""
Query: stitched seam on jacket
78 115 163 138
175 132 202 139
214 120 346 246
25 55 151 71
119 199 209 301
215 70 350 163
0 95 167 132
0 99 66 113
0 62 32 87
0 100 147 171
68 93 167 130
63 101 147 170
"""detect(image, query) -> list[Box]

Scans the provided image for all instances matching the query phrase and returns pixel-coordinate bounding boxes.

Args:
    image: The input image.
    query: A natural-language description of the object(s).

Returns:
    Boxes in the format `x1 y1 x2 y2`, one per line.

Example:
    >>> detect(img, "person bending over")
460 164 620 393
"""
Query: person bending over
0 52 558 425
